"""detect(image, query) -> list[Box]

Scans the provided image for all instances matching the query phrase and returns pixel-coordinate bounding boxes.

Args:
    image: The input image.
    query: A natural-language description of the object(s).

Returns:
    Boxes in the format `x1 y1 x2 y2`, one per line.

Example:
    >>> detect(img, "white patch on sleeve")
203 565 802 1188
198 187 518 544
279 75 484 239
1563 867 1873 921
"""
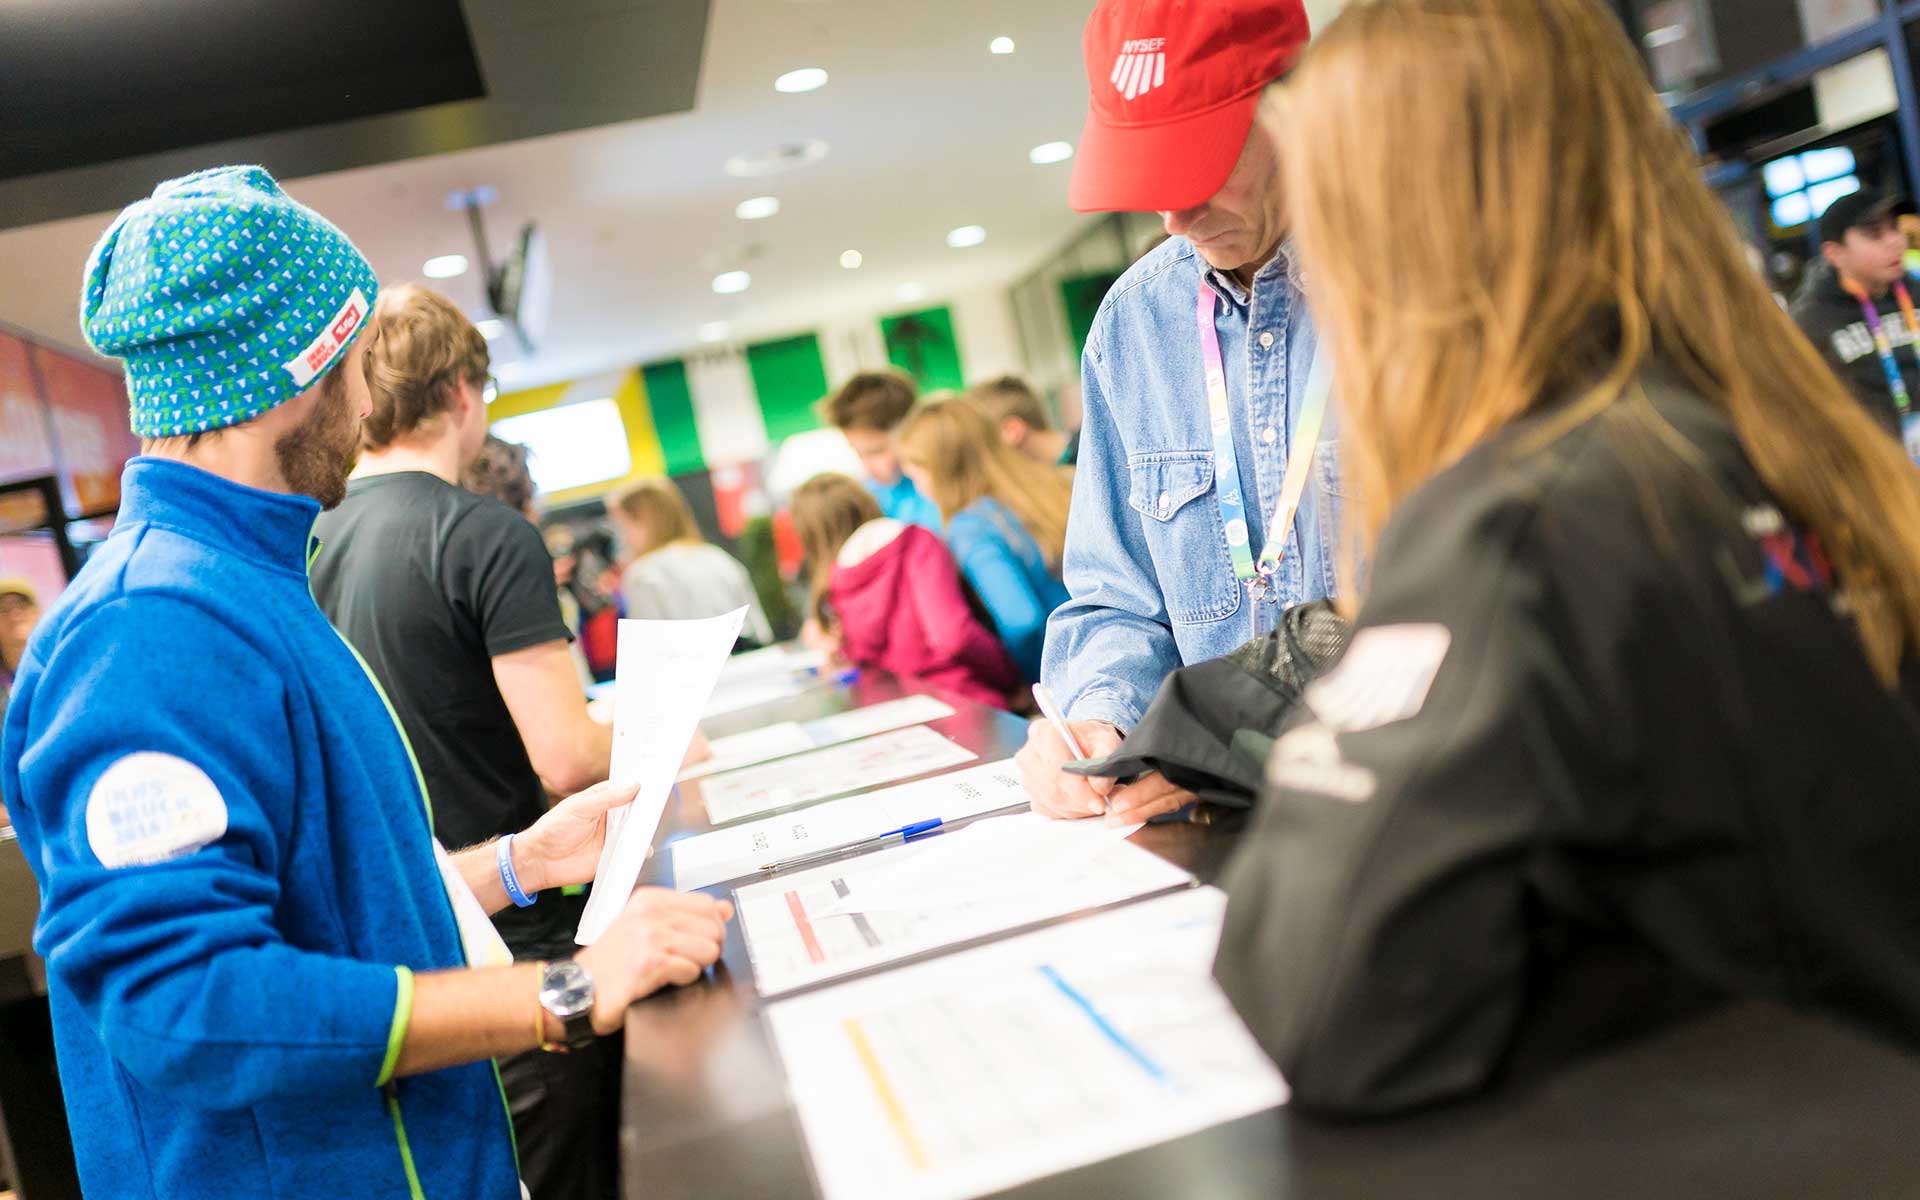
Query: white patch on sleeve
85 753 229 868
1304 623 1452 733
1268 723 1376 803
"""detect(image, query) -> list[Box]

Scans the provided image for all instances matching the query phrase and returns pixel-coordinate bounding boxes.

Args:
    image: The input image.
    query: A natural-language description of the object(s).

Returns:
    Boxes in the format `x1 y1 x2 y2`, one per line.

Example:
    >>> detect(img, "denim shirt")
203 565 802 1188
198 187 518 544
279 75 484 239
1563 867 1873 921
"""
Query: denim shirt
1042 236 1343 730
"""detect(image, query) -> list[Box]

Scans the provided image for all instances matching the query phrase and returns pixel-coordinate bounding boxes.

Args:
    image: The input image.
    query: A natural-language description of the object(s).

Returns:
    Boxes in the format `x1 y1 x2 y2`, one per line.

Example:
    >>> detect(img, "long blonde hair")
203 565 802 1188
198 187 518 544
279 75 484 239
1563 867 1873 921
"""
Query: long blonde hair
606 477 701 558
1288 0 1920 683
789 473 885 629
894 398 1074 566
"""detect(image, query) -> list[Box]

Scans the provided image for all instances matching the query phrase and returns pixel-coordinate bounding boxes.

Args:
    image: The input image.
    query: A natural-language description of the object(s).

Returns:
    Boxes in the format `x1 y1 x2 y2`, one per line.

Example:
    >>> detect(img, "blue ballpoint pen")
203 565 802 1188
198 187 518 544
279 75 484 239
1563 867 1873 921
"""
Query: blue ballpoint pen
756 816 950 875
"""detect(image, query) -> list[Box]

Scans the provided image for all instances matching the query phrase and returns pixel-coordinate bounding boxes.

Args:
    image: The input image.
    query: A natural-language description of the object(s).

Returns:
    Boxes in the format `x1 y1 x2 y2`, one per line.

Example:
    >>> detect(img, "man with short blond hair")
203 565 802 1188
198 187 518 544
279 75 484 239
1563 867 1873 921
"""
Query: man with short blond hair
311 283 625 1199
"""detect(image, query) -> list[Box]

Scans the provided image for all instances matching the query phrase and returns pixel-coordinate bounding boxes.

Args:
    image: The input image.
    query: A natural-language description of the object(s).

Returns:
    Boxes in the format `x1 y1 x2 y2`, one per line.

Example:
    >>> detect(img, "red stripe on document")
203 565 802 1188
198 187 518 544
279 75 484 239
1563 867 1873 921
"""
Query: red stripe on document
785 891 826 964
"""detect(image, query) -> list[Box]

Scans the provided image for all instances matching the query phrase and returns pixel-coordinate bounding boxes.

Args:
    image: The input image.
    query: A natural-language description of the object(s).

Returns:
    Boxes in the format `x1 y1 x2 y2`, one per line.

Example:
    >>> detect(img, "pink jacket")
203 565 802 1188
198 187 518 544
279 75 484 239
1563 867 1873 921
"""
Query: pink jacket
828 520 1022 709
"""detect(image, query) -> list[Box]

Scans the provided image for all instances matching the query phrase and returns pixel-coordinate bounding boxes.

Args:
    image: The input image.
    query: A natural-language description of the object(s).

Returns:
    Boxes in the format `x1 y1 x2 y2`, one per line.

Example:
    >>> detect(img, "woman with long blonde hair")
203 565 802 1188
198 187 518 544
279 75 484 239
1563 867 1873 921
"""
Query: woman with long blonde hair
1215 0 1920 1117
605 477 773 645
894 398 1074 681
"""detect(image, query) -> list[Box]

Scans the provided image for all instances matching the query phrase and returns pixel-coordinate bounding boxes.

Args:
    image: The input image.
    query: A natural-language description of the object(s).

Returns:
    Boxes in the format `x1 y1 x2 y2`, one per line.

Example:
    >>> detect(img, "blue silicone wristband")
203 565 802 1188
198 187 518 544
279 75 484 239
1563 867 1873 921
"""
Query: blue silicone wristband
498 834 537 908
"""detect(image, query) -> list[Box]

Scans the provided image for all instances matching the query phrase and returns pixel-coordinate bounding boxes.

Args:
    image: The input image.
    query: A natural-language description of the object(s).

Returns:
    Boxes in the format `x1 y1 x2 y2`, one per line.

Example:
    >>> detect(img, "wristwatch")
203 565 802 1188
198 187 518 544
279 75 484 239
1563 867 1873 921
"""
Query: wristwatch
537 959 598 1052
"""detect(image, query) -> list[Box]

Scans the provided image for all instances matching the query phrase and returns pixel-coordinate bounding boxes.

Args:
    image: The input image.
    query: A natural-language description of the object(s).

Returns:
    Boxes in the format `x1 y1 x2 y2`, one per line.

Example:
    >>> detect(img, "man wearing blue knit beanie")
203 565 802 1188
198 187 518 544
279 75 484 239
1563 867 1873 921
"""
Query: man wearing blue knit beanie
0 165 732 1200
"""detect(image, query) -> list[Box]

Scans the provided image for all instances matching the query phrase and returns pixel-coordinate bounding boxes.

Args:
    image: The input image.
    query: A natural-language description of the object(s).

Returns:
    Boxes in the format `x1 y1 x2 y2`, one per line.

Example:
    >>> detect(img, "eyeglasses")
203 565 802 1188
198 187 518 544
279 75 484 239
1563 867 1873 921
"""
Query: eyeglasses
483 374 500 405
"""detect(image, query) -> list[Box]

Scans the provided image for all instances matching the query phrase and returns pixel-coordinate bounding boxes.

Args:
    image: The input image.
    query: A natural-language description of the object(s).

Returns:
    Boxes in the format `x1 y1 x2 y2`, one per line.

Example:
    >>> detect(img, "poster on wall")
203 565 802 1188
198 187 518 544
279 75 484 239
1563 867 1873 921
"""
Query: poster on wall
32 345 141 516
0 331 57 486
880 306 965 392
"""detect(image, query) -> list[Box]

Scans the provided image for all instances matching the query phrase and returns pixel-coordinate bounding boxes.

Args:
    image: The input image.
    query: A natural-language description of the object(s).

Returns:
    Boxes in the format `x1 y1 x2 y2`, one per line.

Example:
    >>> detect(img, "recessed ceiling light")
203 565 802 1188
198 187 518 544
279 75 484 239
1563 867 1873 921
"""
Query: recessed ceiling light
735 196 781 220
991 36 1016 54
423 254 469 279
775 67 829 94
699 321 731 343
1029 141 1075 165
476 318 506 340
895 283 927 303
713 270 752 294
840 249 863 270
946 225 987 249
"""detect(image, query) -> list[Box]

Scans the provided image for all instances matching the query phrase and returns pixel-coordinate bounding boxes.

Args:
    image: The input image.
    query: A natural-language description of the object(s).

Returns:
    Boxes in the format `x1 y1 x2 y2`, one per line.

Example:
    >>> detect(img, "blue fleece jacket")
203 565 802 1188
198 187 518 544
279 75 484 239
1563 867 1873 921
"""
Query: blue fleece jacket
0 458 519 1200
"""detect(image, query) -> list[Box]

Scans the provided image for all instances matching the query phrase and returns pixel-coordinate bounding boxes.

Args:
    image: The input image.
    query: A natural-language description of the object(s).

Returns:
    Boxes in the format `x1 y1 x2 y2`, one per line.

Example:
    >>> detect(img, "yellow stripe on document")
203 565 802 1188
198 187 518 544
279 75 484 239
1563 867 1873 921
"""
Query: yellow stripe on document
843 1018 930 1172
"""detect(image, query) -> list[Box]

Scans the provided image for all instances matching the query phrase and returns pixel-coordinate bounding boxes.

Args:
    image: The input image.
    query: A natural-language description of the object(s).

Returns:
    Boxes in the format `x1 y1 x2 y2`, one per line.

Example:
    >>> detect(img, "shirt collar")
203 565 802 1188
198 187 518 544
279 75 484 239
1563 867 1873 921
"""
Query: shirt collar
117 457 323 575
1199 240 1301 309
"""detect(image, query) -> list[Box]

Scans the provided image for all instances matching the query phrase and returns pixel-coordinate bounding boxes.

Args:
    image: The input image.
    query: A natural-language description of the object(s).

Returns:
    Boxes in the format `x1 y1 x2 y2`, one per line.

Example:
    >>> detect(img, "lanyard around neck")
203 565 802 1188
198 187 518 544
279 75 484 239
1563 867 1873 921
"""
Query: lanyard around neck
1196 281 1331 601
1841 275 1918 416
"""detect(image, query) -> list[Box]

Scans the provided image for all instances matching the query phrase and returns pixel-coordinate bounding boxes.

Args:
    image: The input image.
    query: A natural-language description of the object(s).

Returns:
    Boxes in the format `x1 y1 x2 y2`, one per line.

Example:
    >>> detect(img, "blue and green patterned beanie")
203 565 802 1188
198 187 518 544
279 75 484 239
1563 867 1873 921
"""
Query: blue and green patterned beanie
80 165 380 438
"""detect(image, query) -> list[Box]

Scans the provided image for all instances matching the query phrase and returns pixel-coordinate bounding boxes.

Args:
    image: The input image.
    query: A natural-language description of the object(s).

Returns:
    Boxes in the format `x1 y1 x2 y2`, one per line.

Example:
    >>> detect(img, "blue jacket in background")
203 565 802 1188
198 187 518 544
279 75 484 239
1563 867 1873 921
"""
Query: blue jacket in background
865 472 944 532
1041 236 1344 731
947 496 1069 684
0 458 519 1200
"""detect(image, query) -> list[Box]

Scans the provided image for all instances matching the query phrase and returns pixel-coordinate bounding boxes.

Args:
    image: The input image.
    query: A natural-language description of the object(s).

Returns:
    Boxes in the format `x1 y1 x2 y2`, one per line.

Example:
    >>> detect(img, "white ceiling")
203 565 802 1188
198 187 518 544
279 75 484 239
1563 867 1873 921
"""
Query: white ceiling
0 0 1107 389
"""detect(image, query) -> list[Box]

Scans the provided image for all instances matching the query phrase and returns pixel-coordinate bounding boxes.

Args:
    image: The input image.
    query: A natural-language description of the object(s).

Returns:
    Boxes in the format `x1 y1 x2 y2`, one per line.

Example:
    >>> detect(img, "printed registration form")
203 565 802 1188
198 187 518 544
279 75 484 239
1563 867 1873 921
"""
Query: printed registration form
735 812 1191 995
694 725 977 825
766 887 1288 1200
680 694 956 781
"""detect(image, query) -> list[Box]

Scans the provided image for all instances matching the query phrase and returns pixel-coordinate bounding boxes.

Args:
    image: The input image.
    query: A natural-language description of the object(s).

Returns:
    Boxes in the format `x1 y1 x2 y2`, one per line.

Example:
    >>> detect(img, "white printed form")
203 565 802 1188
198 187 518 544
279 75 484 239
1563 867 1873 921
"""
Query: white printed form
680 694 956 781
696 726 977 825
671 760 1030 892
766 887 1289 1200
736 812 1192 996
575 608 748 945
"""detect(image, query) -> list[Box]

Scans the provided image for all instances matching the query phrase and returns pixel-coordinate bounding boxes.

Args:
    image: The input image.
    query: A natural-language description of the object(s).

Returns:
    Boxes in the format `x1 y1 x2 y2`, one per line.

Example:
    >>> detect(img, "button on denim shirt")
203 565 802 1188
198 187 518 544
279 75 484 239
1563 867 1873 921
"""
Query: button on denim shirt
1042 236 1344 730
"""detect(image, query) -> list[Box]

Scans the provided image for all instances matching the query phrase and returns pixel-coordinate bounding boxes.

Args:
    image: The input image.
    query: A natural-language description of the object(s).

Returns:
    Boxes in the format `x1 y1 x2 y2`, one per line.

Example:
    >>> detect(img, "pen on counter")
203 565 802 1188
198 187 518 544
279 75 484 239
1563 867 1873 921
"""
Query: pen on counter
1032 683 1105 813
758 817 946 875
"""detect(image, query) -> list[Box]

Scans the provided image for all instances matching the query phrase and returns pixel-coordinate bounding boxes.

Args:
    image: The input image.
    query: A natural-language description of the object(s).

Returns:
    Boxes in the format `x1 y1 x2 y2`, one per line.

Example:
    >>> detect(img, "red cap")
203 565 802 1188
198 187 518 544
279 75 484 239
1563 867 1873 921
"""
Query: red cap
1069 0 1311 214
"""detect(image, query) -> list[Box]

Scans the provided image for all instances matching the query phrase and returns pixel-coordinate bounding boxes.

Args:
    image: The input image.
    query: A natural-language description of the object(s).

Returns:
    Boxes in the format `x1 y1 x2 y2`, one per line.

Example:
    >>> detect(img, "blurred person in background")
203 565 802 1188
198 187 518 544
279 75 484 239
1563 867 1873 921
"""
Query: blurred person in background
790 473 1021 708
1019 0 1340 826
819 369 943 530
464 434 597 692
963 374 1078 466
605 477 773 646
0 577 38 705
0 577 36 820
1789 189 1920 454
1215 0 1920 1118
309 284 623 1200
895 399 1073 684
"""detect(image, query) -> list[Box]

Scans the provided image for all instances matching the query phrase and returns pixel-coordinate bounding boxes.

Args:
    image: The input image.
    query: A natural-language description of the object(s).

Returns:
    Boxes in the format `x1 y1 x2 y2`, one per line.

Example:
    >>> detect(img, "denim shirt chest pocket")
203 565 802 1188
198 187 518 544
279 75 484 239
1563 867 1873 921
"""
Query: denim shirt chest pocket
1126 450 1242 623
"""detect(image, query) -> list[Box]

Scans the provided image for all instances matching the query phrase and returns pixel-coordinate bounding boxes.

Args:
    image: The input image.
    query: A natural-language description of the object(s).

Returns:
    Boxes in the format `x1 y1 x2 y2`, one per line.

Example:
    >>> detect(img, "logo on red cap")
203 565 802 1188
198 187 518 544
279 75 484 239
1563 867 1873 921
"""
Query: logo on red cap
1111 37 1167 100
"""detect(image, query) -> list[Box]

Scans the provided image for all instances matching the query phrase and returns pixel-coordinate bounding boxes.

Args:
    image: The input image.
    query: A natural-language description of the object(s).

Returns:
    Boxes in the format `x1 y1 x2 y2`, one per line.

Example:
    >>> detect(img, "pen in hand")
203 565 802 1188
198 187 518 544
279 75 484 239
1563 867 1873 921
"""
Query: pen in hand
1031 684 1106 814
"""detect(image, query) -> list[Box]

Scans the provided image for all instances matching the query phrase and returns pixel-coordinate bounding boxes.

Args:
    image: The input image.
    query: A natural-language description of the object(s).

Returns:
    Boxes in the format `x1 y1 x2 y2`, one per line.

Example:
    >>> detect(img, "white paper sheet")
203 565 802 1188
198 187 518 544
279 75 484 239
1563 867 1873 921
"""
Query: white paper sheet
575 608 748 945
671 759 1030 892
766 887 1288 1200
736 813 1190 996
696 726 977 825
680 694 957 781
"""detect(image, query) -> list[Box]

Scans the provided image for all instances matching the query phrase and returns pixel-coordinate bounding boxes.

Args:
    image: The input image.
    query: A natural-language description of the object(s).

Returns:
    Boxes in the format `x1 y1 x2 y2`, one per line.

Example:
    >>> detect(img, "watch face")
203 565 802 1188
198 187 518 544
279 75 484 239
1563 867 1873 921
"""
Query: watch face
540 960 595 1018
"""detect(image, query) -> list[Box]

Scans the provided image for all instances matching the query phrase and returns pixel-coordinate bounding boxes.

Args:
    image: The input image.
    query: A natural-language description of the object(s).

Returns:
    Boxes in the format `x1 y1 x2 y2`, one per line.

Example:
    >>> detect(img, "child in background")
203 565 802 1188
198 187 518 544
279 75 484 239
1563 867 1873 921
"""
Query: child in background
790 473 1021 709
963 375 1077 466
894 399 1072 683
606 477 774 646
819 370 944 530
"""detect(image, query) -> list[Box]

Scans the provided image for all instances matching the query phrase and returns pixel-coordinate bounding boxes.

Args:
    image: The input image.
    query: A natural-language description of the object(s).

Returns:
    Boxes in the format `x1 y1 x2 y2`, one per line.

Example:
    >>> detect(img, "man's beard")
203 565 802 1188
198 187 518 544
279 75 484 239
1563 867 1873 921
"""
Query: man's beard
275 375 360 509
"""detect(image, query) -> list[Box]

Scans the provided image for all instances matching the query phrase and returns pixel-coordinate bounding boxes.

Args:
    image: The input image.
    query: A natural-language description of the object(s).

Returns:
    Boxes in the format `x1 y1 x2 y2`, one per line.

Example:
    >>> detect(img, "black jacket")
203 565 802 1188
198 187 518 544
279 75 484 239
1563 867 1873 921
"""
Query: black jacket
1214 367 1920 1117
1789 264 1912 440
